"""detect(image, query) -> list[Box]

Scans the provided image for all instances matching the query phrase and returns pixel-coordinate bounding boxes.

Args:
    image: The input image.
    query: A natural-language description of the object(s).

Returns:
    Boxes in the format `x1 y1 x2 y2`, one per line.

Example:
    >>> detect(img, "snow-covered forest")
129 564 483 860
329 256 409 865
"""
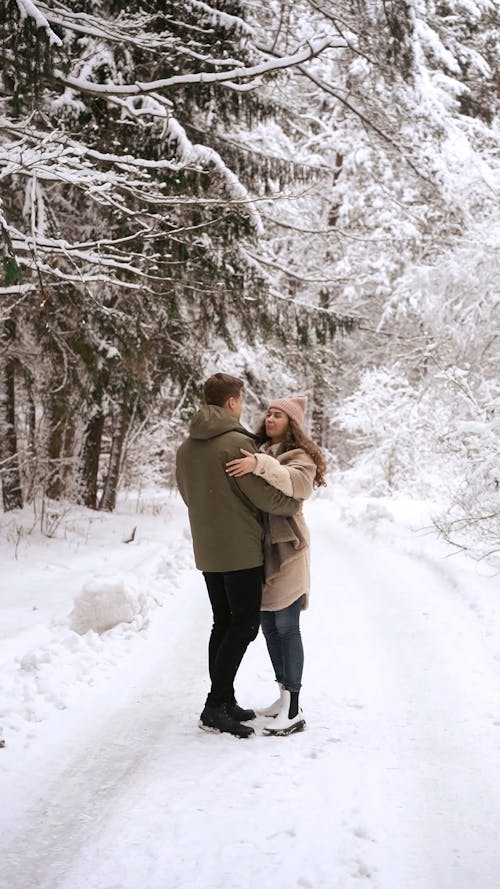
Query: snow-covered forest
1 4 500 887
1 0 498 558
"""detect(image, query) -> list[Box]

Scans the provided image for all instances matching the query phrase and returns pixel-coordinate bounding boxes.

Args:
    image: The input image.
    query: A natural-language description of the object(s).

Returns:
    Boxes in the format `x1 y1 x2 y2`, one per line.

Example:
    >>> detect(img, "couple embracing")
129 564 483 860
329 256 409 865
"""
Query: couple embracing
176 373 326 739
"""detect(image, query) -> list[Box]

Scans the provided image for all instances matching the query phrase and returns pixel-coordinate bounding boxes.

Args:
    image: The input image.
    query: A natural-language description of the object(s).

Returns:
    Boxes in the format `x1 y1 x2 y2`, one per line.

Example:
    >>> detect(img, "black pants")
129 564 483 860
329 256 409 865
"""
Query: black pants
203 566 263 707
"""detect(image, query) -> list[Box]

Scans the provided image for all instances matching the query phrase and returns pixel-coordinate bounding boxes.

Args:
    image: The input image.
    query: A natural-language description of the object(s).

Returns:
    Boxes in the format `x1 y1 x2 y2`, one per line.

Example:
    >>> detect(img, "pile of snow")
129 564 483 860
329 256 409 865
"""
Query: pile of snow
0 494 195 741
69 576 148 635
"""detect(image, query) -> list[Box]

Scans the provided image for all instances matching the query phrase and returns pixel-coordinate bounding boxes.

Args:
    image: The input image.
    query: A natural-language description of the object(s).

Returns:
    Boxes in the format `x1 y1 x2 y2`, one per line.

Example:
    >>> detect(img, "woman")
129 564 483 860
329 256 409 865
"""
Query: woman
226 395 326 735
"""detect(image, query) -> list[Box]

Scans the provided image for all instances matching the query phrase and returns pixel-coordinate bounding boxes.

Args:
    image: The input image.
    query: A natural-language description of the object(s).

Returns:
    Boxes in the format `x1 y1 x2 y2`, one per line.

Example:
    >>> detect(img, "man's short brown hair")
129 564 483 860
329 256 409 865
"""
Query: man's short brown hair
203 373 244 407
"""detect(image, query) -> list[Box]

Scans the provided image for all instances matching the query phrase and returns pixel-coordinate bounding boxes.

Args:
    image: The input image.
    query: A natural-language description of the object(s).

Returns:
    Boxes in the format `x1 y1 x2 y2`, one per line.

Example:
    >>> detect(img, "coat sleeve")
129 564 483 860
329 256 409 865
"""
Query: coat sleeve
284 455 316 501
233 471 299 516
252 453 294 497
175 447 187 505
223 434 299 516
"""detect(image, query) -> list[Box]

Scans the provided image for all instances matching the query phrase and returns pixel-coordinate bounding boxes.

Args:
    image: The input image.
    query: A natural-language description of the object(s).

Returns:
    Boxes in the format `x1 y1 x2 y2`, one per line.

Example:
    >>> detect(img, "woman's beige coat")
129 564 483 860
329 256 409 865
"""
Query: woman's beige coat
252 446 316 611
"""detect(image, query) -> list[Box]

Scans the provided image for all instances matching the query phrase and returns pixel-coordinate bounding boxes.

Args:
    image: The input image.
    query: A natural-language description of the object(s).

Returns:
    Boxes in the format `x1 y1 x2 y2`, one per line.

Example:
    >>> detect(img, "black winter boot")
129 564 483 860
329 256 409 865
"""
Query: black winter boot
228 700 256 721
199 703 255 738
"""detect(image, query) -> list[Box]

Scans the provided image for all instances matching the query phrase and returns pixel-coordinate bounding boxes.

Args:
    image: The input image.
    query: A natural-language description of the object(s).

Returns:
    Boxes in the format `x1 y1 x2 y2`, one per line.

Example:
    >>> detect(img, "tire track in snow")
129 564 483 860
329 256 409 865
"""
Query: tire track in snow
307 503 500 889
0 567 210 889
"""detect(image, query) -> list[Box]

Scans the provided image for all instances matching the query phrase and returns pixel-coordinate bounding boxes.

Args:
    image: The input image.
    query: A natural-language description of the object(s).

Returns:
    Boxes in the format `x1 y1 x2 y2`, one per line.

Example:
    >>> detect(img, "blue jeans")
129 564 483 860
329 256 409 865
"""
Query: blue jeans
260 597 304 692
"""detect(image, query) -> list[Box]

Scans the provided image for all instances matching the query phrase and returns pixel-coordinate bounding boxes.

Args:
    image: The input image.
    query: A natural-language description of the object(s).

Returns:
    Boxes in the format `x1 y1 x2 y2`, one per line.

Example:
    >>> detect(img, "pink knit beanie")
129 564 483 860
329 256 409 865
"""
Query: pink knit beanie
268 395 308 429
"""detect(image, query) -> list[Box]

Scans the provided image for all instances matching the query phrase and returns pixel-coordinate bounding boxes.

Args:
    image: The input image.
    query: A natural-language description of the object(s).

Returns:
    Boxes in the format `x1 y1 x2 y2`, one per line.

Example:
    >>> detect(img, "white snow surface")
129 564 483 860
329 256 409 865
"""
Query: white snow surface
1 488 500 889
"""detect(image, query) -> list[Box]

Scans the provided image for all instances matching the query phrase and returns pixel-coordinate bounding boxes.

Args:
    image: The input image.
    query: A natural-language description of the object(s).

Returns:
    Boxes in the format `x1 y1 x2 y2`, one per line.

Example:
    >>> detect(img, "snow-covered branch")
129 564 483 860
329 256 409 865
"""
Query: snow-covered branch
21 1 173 50
183 0 254 37
30 0 254 47
59 36 346 98
0 283 37 295
15 0 62 47
244 248 347 284
0 119 265 232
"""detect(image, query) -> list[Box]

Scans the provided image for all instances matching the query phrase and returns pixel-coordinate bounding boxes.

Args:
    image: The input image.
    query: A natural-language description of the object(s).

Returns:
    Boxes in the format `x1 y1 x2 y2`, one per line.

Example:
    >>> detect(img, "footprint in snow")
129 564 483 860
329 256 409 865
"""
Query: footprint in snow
353 826 375 843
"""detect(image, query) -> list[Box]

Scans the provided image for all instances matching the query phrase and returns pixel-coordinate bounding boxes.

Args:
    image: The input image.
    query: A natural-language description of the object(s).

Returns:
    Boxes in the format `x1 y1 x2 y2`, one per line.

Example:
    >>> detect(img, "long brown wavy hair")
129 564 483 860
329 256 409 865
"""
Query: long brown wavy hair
255 416 327 488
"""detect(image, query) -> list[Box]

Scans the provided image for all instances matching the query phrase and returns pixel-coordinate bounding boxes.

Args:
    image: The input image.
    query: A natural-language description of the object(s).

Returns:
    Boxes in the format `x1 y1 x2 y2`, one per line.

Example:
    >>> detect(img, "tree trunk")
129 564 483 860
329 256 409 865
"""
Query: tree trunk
79 410 105 509
312 394 329 449
99 400 129 512
312 293 332 449
44 391 66 501
0 356 23 511
43 386 78 501
61 415 76 496
23 368 37 501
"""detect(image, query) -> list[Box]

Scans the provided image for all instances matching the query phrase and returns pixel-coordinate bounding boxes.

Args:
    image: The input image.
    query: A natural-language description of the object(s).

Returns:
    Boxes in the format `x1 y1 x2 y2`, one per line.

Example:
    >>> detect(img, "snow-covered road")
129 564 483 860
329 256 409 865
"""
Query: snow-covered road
2 496 500 889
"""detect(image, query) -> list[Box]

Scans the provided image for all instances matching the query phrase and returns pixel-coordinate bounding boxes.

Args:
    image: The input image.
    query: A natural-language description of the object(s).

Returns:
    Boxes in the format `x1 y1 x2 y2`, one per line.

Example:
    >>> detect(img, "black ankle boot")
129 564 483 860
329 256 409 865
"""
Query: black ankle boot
228 700 256 721
199 703 255 738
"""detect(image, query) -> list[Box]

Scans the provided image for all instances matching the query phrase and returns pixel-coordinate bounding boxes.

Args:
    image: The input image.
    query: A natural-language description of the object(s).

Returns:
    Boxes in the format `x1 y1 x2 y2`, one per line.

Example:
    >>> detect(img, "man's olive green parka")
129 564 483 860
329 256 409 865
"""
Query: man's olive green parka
175 405 299 572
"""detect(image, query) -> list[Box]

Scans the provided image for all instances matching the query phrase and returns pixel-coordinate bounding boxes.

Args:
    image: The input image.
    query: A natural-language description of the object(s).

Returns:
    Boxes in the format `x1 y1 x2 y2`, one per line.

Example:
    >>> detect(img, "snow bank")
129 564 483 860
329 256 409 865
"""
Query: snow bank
0 494 194 743
69 576 148 635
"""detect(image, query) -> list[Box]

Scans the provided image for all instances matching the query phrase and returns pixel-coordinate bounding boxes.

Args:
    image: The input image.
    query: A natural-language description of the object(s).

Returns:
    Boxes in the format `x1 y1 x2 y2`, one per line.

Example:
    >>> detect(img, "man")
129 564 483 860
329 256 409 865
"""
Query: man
176 372 299 738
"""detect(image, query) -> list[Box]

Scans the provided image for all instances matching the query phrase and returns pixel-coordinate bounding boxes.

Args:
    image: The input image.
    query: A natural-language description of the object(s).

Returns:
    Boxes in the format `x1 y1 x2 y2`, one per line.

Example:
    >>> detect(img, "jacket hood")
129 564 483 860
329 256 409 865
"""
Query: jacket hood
189 405 254 441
